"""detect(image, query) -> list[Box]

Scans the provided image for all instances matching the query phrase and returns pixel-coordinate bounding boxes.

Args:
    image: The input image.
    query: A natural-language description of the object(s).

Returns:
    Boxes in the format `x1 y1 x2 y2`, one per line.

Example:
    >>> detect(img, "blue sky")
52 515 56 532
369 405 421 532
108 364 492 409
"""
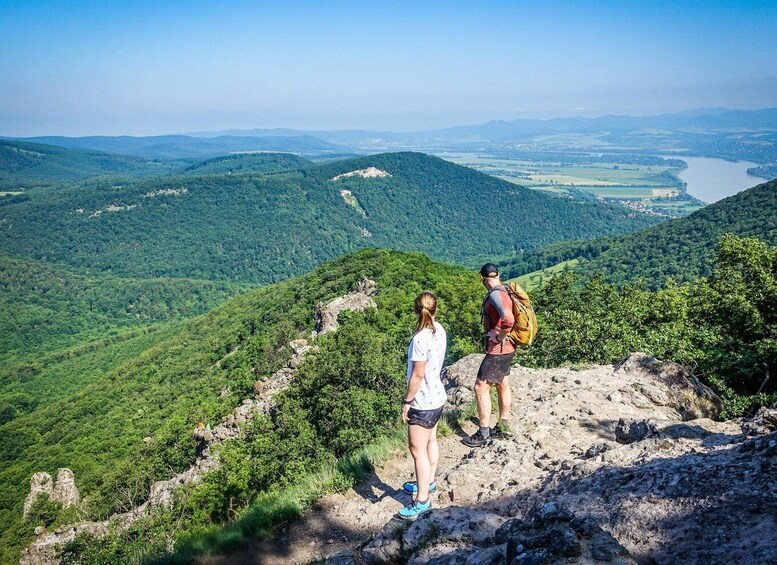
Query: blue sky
1 0 776 135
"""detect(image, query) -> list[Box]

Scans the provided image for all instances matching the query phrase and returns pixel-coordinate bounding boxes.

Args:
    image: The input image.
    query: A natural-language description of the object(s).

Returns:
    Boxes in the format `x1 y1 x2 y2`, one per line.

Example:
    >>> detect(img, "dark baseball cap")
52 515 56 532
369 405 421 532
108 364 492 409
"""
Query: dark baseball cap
479 263 499 277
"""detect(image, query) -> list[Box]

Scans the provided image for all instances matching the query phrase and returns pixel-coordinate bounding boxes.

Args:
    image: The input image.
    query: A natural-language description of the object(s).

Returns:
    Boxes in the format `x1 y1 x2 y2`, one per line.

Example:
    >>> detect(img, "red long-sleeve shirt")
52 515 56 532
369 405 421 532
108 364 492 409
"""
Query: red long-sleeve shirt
481 286 515 354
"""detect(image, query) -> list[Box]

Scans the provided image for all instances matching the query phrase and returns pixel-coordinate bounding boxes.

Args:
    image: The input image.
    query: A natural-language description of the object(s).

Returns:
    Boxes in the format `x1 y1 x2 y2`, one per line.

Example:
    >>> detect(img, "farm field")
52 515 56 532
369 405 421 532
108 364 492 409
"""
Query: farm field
440 152 704 217
512 259 580 291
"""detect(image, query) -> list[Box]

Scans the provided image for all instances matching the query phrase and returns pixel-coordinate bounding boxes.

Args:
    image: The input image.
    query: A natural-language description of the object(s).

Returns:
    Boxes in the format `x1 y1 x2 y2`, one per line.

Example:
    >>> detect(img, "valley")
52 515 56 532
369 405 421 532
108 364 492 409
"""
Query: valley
440 151 701 217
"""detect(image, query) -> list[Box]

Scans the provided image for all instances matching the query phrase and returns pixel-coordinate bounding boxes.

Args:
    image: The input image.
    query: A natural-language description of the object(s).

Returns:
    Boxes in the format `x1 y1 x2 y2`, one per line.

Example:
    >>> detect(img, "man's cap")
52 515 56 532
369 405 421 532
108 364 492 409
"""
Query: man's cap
479 263 499 277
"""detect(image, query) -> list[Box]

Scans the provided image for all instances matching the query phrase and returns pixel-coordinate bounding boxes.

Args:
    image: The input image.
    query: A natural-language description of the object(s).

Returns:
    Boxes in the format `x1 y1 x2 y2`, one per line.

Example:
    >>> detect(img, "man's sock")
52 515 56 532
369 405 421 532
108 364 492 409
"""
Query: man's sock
479 426 490 438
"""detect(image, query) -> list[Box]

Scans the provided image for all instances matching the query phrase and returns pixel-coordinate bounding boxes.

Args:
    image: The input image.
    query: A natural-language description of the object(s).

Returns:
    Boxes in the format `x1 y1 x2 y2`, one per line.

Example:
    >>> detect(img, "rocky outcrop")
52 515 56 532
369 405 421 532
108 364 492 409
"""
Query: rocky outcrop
314 279 377 336
362 507 506 564
23 473 54 518
50 469 79 509
441 353 484 408
22 469 80 519
331 167 391 181
21 522 110 565
22 280 379 565
495 503 635 564
742 404 777 435
355 353 776 565
614 352 722 420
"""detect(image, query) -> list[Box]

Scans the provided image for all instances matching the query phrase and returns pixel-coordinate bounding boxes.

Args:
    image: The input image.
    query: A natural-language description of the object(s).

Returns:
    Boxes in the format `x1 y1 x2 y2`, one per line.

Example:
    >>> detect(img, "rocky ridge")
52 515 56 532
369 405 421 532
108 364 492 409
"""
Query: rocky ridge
347 353 777 565
20 280 378 565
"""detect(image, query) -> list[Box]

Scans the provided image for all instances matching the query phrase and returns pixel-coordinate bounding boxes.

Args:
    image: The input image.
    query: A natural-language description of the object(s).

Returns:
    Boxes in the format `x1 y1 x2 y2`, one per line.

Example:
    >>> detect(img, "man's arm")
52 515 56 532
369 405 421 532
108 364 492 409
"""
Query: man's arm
489 290 515 343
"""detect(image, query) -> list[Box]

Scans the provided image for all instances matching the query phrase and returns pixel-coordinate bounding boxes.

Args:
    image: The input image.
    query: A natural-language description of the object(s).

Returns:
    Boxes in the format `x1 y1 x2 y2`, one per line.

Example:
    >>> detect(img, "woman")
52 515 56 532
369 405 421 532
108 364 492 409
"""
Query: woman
399 291 447 519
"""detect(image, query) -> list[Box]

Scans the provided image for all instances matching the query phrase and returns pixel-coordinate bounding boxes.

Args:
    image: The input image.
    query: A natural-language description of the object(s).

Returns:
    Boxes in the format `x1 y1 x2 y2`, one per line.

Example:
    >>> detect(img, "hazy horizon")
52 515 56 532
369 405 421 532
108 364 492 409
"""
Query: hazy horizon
3 0 777 137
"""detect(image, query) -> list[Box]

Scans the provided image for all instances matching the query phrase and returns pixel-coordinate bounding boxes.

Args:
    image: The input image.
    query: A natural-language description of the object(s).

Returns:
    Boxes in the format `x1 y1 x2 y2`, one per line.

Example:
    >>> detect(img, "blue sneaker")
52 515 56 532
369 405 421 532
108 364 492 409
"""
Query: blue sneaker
402 481 437 495
398 498 432 520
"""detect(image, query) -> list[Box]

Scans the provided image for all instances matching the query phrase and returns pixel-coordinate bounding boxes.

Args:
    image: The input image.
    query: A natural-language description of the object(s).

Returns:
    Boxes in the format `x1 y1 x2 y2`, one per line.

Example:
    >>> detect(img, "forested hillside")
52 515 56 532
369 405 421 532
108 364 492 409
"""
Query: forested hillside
182 152 311 175
0 140 177 190
0 252 242 361
0 250 484 563
0 152 662 284
501 178 777 286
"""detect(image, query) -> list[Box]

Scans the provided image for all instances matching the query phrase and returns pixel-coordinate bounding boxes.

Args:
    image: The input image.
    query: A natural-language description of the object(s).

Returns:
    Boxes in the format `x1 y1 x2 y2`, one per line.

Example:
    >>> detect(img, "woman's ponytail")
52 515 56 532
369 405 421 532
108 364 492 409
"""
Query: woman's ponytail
414 292 438 334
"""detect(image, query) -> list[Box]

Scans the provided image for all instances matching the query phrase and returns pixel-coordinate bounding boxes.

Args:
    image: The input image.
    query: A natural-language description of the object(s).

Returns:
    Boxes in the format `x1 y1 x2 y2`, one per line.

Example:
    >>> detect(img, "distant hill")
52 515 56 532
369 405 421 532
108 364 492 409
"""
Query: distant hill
0 140 176 189
18 134 338 159
0 252 242 361
500 178 777 286
0 152 662 283
183 152 312 175
190 108 777 163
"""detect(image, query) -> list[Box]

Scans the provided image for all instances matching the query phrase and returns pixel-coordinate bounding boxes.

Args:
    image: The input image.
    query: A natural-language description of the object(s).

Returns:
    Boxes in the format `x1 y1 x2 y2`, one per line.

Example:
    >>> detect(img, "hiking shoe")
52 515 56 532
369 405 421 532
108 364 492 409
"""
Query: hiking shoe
491 420 513 439
398 498 432 520
402 481 437 495
462 430 490 448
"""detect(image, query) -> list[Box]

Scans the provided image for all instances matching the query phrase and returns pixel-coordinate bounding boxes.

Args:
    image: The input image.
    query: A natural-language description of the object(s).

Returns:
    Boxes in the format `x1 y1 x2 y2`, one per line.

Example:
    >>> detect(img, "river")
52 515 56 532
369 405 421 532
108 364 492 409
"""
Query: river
675 156 763 204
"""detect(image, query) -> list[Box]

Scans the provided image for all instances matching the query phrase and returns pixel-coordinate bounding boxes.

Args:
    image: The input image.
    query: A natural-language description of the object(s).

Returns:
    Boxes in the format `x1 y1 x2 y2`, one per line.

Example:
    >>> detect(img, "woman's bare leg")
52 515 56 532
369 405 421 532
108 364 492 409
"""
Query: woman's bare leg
408 424 433 501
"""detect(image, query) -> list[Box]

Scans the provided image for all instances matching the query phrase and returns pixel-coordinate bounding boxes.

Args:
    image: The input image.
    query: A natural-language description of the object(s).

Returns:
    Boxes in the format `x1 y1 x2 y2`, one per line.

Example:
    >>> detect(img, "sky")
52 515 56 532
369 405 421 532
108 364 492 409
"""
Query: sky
2 0 777 136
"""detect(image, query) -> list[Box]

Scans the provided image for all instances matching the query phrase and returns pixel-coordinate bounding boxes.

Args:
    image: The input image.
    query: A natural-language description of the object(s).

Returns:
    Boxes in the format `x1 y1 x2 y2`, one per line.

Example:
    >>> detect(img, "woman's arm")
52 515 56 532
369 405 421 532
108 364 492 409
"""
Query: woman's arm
402 360 427 422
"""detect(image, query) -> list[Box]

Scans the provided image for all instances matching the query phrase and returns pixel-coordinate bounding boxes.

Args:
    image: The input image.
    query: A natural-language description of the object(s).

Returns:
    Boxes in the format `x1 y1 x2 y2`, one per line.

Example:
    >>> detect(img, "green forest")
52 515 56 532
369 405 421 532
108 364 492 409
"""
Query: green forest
500 178 777 286
182 152 312 175
0 252 243 361
0 140 181 190
0 151 661 283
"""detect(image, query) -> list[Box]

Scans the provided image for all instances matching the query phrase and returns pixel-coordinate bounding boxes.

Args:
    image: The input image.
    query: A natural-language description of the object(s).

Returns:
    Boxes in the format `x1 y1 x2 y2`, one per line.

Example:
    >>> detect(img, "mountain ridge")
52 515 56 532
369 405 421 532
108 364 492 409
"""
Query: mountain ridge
0 151 662 283
10 135 337 160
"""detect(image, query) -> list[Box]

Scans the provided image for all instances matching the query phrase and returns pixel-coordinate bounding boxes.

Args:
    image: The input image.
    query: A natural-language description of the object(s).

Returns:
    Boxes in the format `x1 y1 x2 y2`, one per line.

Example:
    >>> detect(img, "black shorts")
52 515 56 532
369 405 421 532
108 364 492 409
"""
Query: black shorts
476 352 515 384
407 406 444 429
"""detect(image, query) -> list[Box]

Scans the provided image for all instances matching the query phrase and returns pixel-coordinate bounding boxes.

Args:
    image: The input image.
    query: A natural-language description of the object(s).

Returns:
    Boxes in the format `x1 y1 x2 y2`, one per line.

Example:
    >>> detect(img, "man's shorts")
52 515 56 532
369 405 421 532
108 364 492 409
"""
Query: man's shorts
407 406 444 429
476 352 516 384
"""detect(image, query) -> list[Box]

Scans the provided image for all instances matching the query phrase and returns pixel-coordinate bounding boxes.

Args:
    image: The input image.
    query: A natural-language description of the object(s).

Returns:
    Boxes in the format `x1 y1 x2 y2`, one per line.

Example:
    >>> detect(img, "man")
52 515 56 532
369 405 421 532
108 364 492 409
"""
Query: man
463 263 515 447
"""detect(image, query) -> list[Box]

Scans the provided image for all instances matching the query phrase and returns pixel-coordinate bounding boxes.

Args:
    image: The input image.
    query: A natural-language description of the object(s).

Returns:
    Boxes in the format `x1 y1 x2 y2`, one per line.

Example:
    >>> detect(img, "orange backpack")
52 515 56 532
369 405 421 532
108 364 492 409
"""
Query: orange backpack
505 282 538 347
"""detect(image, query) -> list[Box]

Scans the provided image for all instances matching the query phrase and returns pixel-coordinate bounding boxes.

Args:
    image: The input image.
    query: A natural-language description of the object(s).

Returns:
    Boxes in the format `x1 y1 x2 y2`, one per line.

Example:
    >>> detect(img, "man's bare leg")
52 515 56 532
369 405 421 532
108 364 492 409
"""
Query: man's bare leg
495 376 511 421
474 378 492 428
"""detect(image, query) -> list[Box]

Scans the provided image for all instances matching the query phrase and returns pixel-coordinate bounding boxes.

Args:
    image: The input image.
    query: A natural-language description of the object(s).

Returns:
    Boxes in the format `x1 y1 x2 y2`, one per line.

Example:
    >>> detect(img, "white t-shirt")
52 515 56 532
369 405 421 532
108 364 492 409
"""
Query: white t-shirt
406 321 448 410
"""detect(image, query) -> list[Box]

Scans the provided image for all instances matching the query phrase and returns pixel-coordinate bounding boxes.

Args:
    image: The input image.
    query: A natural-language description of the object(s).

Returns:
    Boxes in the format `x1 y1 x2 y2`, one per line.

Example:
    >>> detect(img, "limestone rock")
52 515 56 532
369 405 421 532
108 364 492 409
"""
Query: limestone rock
325 549 358 564
23 473 53 518
441 353 485 407
20 521 110 565
401 507 506 554
313 279 377 336
497 505 633 564
407 542 506 564
742 406 777 436
614 418 659 444
51 468 80 509
360 521 402 564
615 352 722 420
